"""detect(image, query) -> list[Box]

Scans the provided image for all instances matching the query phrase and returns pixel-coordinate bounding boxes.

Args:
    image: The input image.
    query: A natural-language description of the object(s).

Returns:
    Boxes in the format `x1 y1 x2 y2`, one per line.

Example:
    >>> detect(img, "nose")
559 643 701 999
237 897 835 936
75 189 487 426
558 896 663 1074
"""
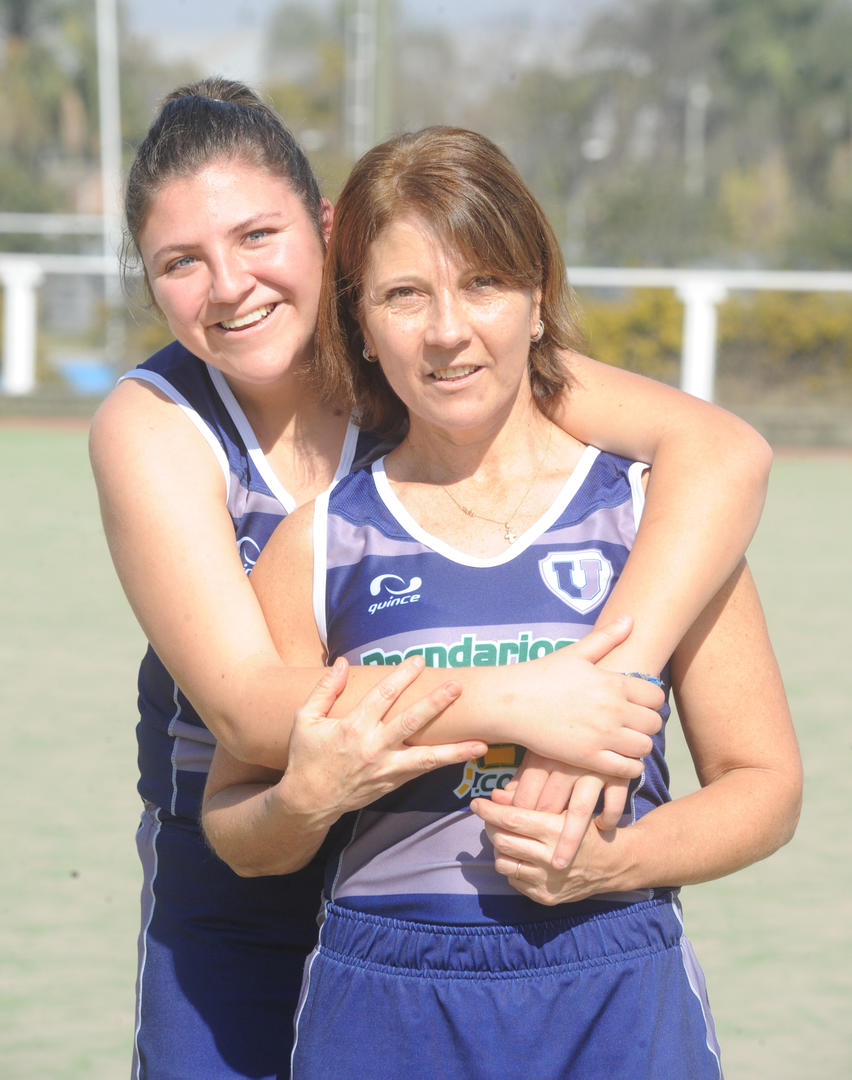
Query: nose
207 252 254 305
424 290 471 350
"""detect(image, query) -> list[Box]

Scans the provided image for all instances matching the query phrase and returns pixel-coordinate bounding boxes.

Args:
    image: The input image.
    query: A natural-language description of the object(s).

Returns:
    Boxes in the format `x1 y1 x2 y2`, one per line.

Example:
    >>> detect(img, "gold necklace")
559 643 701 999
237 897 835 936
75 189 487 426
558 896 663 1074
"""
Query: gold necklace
440 425 553 544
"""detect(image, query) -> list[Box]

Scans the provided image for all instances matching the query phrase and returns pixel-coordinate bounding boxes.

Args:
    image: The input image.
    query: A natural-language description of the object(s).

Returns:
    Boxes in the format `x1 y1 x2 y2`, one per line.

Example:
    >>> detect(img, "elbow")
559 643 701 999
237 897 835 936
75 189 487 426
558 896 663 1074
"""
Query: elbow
735 421 773 490
777 773 804 850
763 769 803 856
207 715 270 768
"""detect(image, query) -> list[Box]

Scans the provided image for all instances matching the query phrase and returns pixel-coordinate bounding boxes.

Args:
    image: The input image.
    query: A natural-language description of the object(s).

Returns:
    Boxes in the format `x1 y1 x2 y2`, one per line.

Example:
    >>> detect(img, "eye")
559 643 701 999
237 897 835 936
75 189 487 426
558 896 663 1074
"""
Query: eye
164 254 196 273
469 275 497 290
245 228 274 245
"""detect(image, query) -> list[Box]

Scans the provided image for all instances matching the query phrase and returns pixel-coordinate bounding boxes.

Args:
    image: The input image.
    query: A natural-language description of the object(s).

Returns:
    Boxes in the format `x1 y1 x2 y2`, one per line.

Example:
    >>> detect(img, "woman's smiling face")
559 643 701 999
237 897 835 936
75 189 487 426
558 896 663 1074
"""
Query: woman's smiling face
360 215 541 439
138 156 330 388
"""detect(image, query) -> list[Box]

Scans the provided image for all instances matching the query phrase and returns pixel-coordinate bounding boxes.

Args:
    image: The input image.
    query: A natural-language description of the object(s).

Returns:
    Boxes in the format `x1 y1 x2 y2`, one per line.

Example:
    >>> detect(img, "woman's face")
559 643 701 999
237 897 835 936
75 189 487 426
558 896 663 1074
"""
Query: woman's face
360 215 541 439
138 157 331 388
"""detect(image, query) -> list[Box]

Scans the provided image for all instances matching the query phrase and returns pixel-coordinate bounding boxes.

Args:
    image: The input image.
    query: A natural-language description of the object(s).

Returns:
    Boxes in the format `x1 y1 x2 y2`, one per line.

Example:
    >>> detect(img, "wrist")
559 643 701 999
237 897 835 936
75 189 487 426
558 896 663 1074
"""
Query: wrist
269 772 341 834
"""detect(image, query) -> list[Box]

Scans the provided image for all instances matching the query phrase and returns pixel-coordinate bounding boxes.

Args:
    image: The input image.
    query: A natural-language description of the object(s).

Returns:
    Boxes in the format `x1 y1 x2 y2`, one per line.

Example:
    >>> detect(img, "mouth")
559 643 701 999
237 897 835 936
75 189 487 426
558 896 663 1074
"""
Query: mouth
218 303 277 331
430 364 480 382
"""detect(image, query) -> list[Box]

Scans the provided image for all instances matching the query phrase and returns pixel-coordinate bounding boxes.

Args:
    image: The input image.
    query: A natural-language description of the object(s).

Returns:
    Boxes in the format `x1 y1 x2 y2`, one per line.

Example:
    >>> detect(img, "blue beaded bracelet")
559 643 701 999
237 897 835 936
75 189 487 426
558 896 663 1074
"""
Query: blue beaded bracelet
623 672 665 689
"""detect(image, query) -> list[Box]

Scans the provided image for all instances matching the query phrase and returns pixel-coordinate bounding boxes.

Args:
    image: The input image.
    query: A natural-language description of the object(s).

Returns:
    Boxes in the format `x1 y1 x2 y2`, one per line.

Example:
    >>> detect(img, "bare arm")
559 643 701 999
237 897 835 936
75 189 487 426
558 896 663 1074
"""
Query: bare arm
472 562 803 903
92 363 768 778
552 352 772 674
203 657 487 876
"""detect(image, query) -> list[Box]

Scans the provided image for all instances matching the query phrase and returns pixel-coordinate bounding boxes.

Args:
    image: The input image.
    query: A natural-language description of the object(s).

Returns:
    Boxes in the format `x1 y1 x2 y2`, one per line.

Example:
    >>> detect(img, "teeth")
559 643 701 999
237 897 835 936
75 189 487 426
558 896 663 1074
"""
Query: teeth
220 304 274 330
432 365 478 381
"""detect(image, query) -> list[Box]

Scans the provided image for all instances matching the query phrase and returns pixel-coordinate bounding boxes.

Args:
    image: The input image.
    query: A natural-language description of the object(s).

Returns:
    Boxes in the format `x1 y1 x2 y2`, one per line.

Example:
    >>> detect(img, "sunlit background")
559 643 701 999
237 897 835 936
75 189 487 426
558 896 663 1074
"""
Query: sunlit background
0 0 850 442
1 5 851 1080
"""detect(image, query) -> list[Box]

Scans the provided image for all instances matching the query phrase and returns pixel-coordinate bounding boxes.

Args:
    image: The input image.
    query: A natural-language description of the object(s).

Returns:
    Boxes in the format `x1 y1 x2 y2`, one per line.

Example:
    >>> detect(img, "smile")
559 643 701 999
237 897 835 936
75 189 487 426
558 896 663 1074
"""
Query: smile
218 304 276 331
430 365 480 382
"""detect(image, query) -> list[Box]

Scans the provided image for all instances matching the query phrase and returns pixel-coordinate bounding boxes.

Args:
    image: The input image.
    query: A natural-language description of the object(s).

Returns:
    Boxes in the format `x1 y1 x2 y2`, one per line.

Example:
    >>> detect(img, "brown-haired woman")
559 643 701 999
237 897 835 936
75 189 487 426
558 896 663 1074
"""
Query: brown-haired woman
203 127 800 1079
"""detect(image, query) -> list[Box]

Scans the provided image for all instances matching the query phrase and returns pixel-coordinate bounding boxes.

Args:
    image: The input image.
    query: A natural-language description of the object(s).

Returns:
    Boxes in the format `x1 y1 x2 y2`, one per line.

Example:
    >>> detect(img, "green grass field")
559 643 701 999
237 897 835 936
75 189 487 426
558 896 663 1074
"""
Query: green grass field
1 424 849 1079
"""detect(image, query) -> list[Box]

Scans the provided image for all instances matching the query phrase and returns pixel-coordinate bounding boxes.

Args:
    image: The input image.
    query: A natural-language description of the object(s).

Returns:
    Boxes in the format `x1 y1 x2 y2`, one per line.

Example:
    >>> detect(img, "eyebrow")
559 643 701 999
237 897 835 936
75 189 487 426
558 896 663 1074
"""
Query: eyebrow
148 212 288 266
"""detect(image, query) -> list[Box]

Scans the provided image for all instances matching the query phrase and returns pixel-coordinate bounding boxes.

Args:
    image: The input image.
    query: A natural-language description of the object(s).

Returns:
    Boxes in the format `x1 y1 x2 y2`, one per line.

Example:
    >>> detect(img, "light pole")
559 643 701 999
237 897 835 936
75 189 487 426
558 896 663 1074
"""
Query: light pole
95 0 123 352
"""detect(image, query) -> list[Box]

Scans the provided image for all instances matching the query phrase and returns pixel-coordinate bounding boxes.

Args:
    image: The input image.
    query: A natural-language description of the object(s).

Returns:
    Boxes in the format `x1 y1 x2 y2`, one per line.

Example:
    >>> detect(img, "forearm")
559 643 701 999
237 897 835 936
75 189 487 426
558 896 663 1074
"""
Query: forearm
217 633 656 779
203 775 337 877
599 766 801 893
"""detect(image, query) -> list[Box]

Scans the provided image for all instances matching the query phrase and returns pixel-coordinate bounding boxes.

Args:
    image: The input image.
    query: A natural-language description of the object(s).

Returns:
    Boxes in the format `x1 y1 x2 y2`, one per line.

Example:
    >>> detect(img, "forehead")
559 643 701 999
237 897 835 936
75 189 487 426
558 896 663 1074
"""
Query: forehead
366 214 476 275
156 157 294 208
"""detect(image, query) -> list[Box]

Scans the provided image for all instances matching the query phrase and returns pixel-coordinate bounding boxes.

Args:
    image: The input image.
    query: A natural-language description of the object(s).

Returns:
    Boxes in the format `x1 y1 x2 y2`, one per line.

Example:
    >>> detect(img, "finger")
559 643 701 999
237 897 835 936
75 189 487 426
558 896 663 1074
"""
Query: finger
383 680 464 744
348 655 429 727
389 741 489 786
623 676 666 712
532 770 580 814
589 749 645 780
598 778 630 830
571 615 633 663
297 656 350 719
551 775 604 869
488 785 516 807
509 762 550 810
608 725 654 759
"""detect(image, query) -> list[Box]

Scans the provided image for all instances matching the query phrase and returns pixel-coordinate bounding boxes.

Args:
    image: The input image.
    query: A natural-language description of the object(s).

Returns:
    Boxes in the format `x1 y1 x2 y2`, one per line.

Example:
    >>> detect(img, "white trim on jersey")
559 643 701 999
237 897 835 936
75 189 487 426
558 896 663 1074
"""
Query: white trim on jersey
370 444 603 568
627 459 650 531
120 368 232 493
312 487 332 654
206 366 299 513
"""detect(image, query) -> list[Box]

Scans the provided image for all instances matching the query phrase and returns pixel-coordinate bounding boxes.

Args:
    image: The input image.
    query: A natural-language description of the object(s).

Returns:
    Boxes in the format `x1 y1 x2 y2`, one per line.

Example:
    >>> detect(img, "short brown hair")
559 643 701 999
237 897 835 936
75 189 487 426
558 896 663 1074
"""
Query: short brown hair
315 126 583 435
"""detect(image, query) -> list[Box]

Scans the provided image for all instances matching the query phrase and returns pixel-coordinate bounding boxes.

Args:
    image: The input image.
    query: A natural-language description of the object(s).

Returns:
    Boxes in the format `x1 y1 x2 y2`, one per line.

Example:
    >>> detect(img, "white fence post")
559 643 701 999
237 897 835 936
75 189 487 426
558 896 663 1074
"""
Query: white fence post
1 260 44 395
676 277 727 402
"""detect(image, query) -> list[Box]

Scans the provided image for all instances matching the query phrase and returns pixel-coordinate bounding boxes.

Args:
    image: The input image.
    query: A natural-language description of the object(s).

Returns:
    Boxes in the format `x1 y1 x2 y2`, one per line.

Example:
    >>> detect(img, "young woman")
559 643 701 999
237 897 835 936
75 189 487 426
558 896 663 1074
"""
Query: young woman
202 127 801 1079
91 79 773 1079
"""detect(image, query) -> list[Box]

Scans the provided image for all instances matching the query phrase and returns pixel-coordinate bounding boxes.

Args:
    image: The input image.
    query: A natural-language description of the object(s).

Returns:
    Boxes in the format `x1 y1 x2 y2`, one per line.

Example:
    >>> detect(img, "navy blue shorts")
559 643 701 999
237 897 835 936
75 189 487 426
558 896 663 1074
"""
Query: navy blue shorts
133 804 323 1079
291 897 722 1079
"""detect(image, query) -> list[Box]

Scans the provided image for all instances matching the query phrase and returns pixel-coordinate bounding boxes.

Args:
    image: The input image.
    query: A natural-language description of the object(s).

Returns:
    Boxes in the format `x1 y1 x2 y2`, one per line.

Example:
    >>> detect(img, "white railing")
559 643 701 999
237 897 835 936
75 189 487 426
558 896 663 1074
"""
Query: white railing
2 255 852 399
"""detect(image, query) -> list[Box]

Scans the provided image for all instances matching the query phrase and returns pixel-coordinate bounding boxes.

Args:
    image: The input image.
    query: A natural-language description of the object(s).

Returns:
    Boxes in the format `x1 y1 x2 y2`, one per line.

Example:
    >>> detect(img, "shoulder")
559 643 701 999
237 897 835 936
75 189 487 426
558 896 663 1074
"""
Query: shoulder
258 500 316 570
89 351 225 499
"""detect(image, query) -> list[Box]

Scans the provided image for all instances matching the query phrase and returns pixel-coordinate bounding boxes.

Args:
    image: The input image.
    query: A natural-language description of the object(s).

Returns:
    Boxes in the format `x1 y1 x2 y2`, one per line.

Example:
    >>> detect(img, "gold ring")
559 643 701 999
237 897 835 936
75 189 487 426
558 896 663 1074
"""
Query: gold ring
514 860 522 880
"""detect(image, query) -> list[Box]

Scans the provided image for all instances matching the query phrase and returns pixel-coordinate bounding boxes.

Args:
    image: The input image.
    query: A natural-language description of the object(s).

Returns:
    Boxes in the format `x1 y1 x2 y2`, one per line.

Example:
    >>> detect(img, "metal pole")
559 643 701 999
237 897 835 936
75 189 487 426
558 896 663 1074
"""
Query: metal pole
95 0 123 352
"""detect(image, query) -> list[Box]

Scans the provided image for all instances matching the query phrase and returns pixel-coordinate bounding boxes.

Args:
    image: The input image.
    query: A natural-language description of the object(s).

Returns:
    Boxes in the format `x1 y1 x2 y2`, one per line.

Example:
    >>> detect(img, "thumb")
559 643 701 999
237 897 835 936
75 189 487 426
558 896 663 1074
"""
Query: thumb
571 615 633 664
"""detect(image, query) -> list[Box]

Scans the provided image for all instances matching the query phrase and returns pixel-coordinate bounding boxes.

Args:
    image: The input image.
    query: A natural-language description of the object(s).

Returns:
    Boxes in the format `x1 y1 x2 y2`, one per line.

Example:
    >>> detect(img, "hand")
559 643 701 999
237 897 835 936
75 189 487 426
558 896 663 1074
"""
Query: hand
279 656 488 818
470 788 623 905
509 752 631 867
521 617 663 778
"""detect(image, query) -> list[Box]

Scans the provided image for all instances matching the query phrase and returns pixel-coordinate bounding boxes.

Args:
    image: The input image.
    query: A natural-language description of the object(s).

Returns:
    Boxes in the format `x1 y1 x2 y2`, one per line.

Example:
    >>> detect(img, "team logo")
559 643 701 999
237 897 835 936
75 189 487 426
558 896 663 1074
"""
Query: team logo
453 744 525 799
538 549 613 614
238 536 261 575
367 573 422 615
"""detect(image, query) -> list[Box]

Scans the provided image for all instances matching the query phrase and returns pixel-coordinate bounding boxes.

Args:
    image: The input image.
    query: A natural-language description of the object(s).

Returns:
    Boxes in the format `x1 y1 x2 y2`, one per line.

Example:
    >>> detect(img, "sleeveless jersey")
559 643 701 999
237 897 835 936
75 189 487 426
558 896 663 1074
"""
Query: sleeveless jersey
122 340 384 819
314 447 672 925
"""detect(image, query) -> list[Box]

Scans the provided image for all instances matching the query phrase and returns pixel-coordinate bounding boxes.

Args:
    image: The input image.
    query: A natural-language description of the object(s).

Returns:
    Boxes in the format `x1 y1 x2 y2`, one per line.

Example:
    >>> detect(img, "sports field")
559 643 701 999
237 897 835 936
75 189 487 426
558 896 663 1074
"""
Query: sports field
0 423 849 1079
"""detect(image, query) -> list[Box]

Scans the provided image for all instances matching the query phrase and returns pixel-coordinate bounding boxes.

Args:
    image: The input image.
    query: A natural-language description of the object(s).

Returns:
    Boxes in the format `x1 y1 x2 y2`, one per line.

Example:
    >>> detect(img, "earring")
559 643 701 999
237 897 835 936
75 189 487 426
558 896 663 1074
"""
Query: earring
362 344 377 362
531 320 544 343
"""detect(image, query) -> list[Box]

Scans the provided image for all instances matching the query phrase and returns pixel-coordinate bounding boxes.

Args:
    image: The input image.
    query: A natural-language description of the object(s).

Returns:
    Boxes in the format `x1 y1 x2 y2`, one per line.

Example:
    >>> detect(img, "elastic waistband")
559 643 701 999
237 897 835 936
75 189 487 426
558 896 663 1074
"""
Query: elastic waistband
318 895 681 978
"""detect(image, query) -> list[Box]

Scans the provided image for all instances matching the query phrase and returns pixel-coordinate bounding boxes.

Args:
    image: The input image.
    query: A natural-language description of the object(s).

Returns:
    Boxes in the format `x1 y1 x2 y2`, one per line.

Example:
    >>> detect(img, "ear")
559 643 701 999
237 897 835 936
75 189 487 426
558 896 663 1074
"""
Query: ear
319 197 334 245
530 287 542 336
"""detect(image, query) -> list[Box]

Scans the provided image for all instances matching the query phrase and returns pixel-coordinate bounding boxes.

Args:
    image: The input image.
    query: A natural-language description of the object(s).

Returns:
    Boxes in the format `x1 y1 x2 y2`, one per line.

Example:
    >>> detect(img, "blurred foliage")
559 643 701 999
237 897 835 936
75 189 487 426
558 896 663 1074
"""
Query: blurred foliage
1 0 850 405
1 0 850 268
580 288 852 406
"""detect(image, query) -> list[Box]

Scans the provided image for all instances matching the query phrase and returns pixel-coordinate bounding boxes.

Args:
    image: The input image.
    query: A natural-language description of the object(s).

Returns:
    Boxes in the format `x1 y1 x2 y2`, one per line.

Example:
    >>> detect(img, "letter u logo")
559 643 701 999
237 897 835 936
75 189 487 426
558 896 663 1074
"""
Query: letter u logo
538 550 613 614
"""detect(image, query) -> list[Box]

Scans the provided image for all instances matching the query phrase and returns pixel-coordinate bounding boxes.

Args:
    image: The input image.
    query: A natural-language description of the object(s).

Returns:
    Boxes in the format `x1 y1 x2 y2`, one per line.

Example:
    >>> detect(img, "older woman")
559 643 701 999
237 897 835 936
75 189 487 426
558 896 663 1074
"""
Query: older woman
202 127 801 1079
